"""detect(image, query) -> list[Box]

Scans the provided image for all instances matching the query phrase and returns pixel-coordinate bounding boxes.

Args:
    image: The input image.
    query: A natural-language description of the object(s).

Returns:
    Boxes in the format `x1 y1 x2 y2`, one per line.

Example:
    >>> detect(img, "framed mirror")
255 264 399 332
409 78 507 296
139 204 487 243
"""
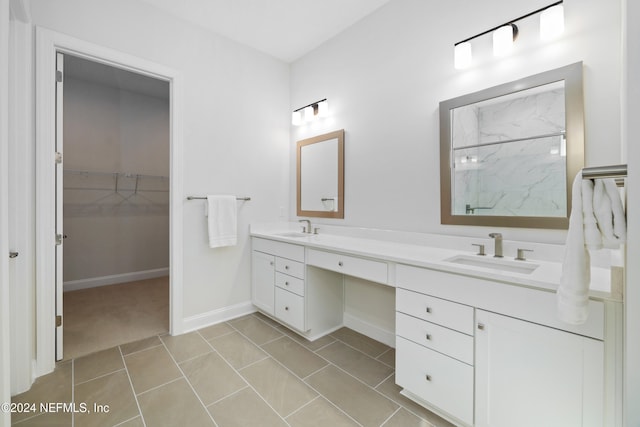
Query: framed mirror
297 129 345 218
440 62 584 229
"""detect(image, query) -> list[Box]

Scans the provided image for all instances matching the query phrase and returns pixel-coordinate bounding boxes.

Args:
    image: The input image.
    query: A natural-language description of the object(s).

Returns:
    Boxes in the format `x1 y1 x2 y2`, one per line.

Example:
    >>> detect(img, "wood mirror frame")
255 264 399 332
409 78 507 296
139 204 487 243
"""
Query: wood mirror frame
296 129 345 219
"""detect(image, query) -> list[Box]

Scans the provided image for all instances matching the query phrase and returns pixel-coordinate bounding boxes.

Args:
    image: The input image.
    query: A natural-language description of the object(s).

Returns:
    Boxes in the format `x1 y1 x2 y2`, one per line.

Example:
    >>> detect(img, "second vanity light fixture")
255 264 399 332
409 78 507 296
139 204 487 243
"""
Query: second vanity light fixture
292 99 329 126
454 1 564 69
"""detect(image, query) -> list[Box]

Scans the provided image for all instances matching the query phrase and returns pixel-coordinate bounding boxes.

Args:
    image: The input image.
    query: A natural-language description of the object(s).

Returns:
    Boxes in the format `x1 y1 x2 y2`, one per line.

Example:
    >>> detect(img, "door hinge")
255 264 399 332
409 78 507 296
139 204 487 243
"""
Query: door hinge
55 234 63 245
56 315 62 327
56 70 63 82
55 152 62 164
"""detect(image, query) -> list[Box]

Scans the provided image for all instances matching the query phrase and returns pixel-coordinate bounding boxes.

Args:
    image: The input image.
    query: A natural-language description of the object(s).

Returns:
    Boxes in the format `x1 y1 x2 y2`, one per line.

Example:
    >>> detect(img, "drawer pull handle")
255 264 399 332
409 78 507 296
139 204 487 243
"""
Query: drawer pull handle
425 334 432 341
425 307 432 314
285 306 289 311
478 323 485 330
338 261 343 267
425 374 432 382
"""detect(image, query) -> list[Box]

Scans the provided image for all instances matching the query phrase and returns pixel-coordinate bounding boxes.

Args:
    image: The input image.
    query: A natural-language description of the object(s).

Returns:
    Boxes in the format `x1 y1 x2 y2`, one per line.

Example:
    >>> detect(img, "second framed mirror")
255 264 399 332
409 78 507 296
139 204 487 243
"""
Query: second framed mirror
297 129 345 219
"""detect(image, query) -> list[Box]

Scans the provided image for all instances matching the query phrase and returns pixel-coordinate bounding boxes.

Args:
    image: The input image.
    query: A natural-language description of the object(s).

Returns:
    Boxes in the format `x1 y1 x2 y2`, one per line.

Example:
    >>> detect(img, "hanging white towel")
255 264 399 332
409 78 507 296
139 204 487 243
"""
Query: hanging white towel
206 195 237 248
558 173 627 325
598 179 627 248
558 171 591 325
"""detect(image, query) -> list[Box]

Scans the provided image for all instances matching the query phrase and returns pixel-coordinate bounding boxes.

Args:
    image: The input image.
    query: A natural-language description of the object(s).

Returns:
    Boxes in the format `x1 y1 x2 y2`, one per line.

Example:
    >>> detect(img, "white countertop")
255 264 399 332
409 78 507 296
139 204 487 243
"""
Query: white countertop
250 226 621 302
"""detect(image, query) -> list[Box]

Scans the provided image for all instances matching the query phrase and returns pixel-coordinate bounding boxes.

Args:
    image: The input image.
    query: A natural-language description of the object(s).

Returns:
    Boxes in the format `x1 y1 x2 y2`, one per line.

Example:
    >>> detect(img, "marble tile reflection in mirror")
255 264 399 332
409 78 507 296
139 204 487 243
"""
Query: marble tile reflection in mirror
297 129 344 219
452 81 566 217
440 62 584 229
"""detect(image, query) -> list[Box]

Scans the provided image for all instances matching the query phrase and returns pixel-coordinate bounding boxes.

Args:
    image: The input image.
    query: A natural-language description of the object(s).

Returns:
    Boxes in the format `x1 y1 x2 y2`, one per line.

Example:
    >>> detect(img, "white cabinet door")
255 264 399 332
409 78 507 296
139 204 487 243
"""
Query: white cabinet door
475 310 604 427
251 251 275 315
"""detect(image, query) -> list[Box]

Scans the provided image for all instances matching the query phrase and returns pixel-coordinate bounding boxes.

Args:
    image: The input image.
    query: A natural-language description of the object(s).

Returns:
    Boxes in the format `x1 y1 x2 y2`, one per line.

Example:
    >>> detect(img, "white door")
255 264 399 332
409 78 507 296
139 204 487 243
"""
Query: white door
475 309 604 427
55 52 64 361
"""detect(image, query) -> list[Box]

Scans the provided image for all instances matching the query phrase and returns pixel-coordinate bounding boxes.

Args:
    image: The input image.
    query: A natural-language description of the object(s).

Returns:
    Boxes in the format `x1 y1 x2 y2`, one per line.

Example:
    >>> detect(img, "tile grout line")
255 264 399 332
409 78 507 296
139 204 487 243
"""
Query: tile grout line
206 385 250 407
201 328 294 427
282 395 322 420
134 377 183 398
118 346 148 427
375 372 396 390
74 367 127 386
379 406 403 427
112 415 143 427
156 339 221 427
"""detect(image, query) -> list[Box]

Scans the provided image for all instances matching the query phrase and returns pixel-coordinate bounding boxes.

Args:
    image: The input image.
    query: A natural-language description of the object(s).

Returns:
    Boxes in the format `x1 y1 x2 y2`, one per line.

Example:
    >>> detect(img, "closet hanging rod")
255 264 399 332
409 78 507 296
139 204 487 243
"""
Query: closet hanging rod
64 169 169 180
187 196 251 201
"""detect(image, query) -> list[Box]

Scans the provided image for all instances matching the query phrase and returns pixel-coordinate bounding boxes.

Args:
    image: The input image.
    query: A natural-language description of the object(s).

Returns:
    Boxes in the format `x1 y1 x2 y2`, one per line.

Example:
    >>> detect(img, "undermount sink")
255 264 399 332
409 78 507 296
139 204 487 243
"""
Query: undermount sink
443 254 540 275
273 231 310 238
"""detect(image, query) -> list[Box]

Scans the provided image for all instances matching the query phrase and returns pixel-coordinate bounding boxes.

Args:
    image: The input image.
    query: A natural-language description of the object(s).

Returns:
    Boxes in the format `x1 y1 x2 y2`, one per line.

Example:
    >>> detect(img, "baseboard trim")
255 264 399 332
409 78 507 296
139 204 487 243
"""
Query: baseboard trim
343 312 395 348
63 268 169 292
182 301 256 334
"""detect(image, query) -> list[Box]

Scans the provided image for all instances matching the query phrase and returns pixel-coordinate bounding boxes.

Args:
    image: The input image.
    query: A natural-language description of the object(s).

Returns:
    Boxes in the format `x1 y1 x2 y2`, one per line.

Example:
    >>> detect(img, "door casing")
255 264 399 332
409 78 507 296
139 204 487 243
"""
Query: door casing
35 27 184 376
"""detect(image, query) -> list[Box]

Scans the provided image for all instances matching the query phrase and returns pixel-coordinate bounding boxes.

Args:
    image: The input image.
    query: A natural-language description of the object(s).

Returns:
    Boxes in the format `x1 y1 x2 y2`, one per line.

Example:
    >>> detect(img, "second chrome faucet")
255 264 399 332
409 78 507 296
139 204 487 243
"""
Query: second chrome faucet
488 233 503 258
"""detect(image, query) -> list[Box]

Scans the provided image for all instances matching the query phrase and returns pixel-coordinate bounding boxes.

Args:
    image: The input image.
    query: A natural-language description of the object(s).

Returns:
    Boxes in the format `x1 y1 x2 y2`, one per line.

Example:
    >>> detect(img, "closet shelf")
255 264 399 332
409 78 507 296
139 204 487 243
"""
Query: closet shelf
63 169 169 193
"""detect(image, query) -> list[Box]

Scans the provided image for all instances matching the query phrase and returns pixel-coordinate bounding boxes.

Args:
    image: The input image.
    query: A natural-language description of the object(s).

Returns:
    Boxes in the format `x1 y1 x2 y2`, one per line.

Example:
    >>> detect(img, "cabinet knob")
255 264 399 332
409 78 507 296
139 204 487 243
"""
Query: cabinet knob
425 374 432 382
425 307 432 314
425 334 432 341
285 265 289 270
477 323 485 330
285 281 289 286
9 251 18 259
338 261 343 267
285 306 289 311
270 261 274 266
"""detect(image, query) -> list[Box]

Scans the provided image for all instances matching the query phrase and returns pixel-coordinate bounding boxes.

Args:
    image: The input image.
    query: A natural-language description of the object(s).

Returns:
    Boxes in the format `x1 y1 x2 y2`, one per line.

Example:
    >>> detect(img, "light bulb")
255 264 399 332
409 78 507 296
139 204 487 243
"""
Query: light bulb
540 4 564 41
303 106 314 122
454 42 472 69
493 24 515 56
318 100 329 117
291 110 302 126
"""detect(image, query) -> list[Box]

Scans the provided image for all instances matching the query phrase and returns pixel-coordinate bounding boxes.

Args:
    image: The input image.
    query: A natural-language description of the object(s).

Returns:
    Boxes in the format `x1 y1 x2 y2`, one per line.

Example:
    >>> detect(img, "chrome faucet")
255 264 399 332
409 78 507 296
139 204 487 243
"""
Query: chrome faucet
488 233 503 258
299 219 312 234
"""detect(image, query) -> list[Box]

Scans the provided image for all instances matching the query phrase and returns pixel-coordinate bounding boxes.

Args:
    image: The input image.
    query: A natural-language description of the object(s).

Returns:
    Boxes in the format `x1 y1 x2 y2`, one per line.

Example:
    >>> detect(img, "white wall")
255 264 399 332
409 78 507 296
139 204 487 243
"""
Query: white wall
1 0 13 422
63 77 170 284
291 0 621 242
622 0 639 425
290 0 622 338
27 0 290 319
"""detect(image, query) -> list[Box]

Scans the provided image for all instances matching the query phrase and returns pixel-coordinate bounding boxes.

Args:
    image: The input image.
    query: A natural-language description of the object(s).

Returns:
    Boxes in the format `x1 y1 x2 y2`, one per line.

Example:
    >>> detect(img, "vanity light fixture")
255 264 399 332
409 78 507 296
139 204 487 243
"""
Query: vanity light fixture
453 1 563 68
292 99 329 126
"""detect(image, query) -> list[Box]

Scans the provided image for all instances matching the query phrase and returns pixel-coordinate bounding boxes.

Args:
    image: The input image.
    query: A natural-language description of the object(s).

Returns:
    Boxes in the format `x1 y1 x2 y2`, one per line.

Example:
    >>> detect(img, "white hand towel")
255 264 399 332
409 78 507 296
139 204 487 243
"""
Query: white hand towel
581 179 601 250
602 179 627 247
557 172 591 325
206 195 237 248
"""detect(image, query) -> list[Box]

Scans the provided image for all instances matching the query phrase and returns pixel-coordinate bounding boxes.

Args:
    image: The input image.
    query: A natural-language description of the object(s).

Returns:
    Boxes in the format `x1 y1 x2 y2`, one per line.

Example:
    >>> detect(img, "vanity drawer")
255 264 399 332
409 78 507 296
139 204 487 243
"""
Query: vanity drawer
253 238 305 263
396 336 473 426
307 249 388 284
396 288 474 335
275 272 304 297
396 312 473 365
275 287 305 331
275 257 305 279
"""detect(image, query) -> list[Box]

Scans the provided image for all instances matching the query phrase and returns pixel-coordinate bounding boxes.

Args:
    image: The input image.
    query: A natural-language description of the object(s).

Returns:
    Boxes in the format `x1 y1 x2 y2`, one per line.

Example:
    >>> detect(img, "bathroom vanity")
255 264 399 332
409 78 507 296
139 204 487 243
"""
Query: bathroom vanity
250 225 622 427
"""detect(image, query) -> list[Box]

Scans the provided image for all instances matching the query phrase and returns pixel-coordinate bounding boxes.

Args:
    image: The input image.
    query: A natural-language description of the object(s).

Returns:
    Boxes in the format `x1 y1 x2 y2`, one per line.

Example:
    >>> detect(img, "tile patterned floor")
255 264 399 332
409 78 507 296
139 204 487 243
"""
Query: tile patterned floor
11 313 455 427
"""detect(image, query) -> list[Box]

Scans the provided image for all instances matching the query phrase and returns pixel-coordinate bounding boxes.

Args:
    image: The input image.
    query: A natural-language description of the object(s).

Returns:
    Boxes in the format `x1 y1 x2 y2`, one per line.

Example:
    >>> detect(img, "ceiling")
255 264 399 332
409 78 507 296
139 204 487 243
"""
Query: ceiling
138 0 393 63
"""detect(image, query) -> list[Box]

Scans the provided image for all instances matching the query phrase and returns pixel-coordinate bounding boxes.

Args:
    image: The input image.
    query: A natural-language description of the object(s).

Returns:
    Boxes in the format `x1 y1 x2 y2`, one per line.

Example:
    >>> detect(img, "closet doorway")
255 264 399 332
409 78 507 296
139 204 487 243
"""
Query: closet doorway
58 53 170 360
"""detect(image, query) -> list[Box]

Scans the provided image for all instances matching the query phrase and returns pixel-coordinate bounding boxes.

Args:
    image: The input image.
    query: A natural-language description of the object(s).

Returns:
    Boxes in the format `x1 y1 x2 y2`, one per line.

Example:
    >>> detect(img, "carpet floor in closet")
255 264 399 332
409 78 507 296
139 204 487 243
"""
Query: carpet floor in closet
62 276 169 361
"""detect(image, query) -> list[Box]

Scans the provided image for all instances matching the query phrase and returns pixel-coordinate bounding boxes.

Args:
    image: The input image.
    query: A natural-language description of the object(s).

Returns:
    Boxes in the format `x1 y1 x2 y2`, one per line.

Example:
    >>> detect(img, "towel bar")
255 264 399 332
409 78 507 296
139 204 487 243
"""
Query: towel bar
582 164 627 187
186 196 251 201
